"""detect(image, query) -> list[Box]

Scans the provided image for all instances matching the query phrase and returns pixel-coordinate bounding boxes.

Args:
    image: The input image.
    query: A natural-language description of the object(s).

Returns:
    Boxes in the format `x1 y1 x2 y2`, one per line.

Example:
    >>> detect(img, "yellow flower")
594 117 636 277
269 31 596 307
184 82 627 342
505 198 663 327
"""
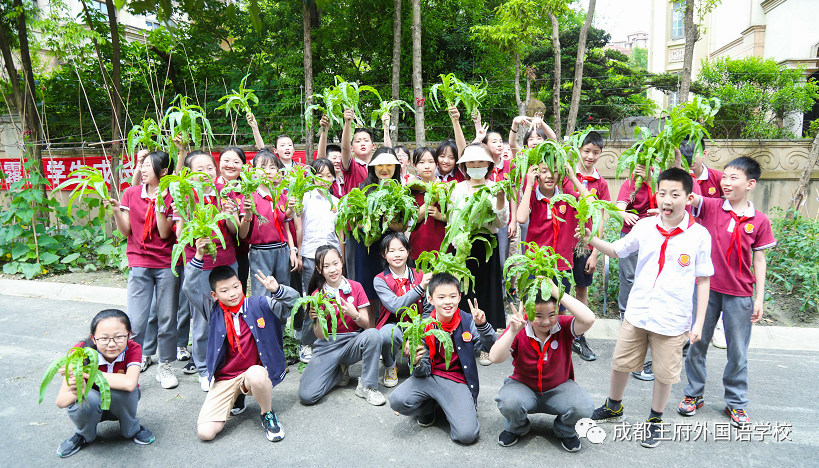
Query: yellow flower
41 269 47 274
82 244 88 248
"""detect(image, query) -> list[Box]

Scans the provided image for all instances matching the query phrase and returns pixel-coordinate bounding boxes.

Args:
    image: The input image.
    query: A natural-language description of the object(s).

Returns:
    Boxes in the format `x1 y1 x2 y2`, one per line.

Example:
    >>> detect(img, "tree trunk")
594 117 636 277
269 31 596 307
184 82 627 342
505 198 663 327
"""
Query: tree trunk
525 68 531 115
411 0 424 146
514 52 524 115
548 13 562 138
390 0 402 145
105 0 121 188
679 0 696 104
12 0 44 195
789 132 819 216
565 0 596 136
303 1 315 162
0 24 22 114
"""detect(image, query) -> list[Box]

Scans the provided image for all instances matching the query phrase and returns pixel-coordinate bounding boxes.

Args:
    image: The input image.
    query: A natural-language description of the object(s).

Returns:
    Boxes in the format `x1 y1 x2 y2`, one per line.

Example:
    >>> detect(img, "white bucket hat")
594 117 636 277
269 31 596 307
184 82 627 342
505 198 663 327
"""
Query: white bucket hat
369 152 401 166
456 145 494 165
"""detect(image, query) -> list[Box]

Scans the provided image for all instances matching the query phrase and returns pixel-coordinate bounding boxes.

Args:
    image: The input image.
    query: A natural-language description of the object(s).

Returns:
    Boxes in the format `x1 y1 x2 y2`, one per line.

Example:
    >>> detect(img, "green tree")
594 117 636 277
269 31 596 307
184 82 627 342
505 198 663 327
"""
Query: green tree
628 47 647 70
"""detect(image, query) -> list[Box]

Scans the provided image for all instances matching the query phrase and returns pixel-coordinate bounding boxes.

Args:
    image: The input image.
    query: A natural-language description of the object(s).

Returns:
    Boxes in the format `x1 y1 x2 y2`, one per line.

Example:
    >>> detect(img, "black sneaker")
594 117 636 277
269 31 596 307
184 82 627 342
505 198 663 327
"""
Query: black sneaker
682 341 690 357
498 420 530 447
631 361 654 381
182 361 197 375
417 410 436 427
572 335 596 361
561 434 582 452
261 411 285 442
591 399 624 422
231 394 247 416
56 433 87 458
641 419 662 448
133 426 155 445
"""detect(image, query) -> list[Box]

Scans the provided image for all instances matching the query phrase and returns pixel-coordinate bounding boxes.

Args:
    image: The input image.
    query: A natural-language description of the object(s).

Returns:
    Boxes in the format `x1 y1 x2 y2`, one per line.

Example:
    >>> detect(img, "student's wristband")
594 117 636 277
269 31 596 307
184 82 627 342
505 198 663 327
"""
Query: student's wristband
510 128 517 133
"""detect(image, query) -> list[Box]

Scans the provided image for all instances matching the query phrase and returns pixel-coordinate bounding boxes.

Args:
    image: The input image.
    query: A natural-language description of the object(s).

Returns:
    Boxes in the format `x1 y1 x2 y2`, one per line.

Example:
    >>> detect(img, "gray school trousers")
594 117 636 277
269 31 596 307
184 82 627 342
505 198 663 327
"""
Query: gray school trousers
127 267 179 363
389 374 480 444
617 232 639 314
495 378 593 438
249 247 291 298
143 270 190 355
189 262 238 378
299 256 317 346
298 329 381 405
684 291 754 410
377 324 405 368
67 388 141 442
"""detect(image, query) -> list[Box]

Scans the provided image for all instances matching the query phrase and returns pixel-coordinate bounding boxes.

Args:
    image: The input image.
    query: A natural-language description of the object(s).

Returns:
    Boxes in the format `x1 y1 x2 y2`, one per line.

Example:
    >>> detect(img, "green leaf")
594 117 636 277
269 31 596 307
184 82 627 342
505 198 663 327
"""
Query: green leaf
40 252 59 265
2 262 20 274
61 252 81 264
19 262 42 279
11 244 29 260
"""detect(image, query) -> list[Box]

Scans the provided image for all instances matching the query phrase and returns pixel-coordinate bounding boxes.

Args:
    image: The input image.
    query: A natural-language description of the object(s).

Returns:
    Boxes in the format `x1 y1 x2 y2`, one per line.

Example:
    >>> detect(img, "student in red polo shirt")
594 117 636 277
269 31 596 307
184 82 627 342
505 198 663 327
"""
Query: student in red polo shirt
491 280 596 451
55 310 154 458
677 156 776 428
409 146 447 261
238 149 298 295
107 150 179 390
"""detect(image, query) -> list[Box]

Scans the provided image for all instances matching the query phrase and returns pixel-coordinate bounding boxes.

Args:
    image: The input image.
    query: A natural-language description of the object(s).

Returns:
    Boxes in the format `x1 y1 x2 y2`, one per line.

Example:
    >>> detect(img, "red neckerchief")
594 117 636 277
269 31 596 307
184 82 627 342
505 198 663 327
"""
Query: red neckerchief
220 295 246 357
727 211 751 279
394 277 408 297
577 173 596 184
424 309 460 368
490 167 501 181
643 182 656 209
262 193 287 253
527 330 555 393
142 196 156 248
654 216 694 286
689 171 705 185
540 195 561 248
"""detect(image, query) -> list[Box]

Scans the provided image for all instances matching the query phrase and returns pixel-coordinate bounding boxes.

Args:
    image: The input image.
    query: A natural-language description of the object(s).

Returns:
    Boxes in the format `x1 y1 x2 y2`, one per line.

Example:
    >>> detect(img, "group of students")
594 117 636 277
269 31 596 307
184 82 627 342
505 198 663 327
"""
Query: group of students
51 103 776 457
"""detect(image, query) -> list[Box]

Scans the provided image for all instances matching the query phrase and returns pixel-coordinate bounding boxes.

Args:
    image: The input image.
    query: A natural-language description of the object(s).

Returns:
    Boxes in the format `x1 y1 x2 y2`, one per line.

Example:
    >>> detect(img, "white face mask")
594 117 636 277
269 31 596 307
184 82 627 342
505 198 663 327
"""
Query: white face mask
466 167 489 180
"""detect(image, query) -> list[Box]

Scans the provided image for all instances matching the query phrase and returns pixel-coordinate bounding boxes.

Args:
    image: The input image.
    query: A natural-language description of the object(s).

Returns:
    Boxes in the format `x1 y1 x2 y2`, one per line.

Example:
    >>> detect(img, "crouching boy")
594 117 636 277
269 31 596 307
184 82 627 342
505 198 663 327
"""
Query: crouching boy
491 280 596 451
388 273 497 444
183 238 299 442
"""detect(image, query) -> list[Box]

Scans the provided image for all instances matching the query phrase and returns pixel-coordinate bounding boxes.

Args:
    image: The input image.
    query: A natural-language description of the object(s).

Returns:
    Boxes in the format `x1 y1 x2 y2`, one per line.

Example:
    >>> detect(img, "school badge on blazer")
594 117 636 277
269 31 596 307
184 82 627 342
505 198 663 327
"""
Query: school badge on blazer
257 317 266 328
559 204 567 214
744 224 754 234
590 188 598 195
678 254 691 267
461 331 473 342
708 187 716 195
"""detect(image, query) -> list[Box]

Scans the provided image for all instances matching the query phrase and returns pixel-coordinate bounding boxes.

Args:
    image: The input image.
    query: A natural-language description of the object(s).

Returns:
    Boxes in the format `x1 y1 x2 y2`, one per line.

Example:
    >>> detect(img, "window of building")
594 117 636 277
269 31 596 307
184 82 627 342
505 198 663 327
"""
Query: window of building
145 20 161 30
671 1 684 39
91 0 108 16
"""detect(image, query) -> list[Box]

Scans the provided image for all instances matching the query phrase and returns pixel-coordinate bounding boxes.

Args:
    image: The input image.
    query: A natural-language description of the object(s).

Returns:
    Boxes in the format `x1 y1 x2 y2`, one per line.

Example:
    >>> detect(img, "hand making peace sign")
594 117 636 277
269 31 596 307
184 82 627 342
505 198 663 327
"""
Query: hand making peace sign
254 269 280 295
507 301 526 333
467 298 486 326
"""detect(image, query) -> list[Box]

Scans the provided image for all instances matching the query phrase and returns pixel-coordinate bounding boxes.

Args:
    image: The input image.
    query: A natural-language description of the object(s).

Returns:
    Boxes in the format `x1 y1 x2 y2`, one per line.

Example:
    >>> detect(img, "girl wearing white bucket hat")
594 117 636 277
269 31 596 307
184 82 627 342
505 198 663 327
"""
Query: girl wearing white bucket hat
448 143 509 349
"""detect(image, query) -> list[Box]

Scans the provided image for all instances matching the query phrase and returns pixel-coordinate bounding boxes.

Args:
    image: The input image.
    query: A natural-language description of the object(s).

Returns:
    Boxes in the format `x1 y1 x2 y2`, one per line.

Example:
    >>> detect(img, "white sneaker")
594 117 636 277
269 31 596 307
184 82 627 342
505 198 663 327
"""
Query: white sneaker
337 365 350 387
155 362 178 389
712 319 727 349
176 347 191 361
299 345 313 363
355 378 386 406
140 355 152 373
384 364 399 388
199 374 210 392
479 351 492 366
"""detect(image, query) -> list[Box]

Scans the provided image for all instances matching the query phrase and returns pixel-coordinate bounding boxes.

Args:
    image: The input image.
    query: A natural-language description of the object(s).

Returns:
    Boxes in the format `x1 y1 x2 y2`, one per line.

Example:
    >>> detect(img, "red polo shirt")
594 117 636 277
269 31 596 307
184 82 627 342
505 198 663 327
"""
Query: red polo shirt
120 185 176 269
409 191 446 260
562 168 611 231
182 183 237 270
526 185 578 271
503 315 576 393
214 312 262 382
341 158 368 196
73 340 142 375
431 335 466 384
693 165 724 199
241 190 289 245
693 198 777 297
312 279 370 335
616 178 655 235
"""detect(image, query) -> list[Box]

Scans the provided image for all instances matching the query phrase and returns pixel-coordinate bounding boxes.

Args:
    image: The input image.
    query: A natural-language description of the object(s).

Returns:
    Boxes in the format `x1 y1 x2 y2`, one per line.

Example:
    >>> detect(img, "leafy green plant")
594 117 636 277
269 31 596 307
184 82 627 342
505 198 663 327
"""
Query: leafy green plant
416 250 476 293
407 179 454 222
216 73 259 117
767 208 819 321
335 180 418 247
50 167 111 221
219 165 278 225
441 182 509 260
284 167 333 216
369 99 415 128
507 140 575 197
429 73 488 117
549 193 624 256
503 242 574 321
391 305 454 370
156 167 214 222
39 346 111 410
304 76 380 130
286 291 348 341
163 95 214 159
172 204 236 271
126 118 166 159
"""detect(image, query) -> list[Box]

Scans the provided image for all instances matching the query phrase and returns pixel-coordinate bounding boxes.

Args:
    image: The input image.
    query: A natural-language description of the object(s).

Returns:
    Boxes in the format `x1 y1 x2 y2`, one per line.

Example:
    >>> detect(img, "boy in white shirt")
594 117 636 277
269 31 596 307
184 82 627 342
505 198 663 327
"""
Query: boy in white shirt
579 168 714 448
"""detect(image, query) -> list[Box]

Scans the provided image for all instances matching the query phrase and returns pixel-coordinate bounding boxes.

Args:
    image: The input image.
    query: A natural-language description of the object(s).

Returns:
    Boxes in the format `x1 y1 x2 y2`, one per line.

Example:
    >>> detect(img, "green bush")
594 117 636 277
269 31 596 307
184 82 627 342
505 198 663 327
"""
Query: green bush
0 160 127 279
767 208 819 321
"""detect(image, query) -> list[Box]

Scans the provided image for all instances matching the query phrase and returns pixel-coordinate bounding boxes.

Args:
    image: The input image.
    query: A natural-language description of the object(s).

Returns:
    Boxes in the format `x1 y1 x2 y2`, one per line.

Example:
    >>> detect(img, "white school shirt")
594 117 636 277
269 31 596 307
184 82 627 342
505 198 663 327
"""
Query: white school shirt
449 180 510 235
300 188 341 258
612 212 714 336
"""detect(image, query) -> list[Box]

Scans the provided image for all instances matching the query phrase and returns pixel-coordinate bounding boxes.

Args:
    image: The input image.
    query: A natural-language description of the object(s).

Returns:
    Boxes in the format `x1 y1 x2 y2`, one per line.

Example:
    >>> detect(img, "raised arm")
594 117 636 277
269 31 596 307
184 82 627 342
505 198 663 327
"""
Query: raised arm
340 107 354 169
449 105 466 157
316 114 330 160
509 115 530 156
246 112 266 150
382 112 392 148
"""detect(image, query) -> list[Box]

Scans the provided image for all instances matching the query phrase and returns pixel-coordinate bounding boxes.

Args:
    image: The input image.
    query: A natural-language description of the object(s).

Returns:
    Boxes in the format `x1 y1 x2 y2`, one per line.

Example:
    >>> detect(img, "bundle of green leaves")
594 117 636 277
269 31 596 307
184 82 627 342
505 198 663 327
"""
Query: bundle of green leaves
508 140 575 197
304 76 380 130
550 193 624 256
216 73 259 117
335 180 418 247
126 118 166 160
441 182 509 260
39 347 111 410
50 167 111 222
163 95 214 160
172 204 236 270
503 242 575 321
288 291 348 341
391 305 454 371
284 166 334 216
429 73 488 117
369 99 415 128
156 168 214 222
407 179 454 222
416 250 476 293
220 165 282 225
